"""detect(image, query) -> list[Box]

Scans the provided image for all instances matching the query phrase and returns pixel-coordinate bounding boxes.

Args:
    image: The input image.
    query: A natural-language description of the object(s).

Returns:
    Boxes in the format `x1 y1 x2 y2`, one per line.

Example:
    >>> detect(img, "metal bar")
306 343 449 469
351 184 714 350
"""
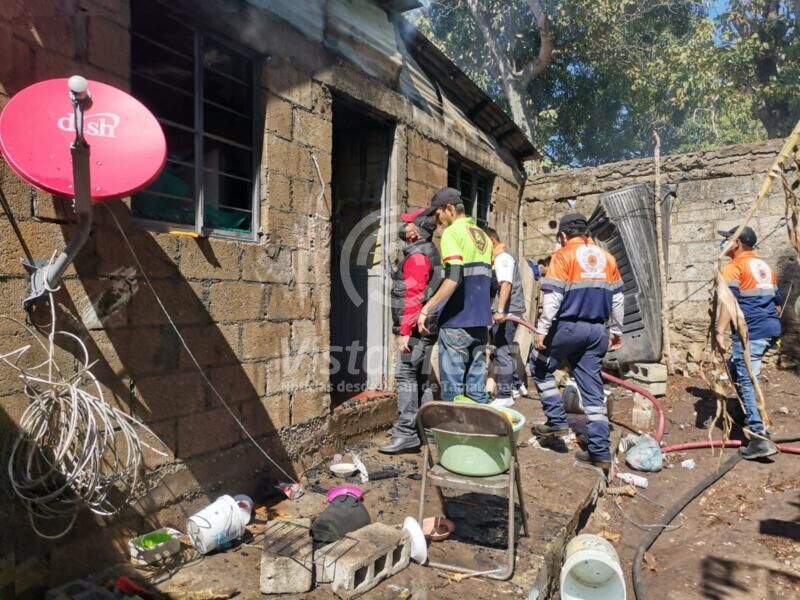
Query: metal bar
131 31 194 61
194 30 204 236
131 70 194 100
202 130 253 152
202 97 252 121
45 81 93 288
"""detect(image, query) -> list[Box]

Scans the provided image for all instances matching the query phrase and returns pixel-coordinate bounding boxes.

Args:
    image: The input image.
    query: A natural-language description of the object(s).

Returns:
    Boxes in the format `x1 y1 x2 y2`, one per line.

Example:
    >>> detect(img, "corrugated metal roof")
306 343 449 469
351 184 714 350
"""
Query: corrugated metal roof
378 0 423 11
398 19 539 162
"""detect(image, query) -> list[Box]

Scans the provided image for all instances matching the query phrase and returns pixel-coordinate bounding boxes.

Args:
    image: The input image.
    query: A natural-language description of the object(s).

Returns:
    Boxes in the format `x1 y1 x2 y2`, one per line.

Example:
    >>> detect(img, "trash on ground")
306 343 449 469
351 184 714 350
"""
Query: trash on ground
617 433 642 454
606 485 636 497
187 495 252 554
624 433 663 472
275 482 305 500
330 462 358 477
681 458 696 469
128 527 182 565
778 406 789 414
560 534 626 600
311 485 370 543
368 466 401 481
352 451 370 483
615 471 649 489
387 583 411 597
111 575 154 598
402 516 428 564
422 516 455 541
644 551 660 572
597 529 622 543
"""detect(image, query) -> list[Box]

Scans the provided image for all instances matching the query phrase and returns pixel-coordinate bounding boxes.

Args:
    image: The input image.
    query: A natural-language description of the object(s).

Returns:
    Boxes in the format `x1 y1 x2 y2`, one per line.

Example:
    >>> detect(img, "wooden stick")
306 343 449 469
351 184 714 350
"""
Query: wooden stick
652 131 674 374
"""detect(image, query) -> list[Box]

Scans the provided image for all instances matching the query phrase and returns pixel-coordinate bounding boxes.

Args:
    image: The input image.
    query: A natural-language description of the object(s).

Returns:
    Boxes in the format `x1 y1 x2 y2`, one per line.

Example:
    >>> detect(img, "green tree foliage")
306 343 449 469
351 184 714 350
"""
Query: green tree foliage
413 1 798 167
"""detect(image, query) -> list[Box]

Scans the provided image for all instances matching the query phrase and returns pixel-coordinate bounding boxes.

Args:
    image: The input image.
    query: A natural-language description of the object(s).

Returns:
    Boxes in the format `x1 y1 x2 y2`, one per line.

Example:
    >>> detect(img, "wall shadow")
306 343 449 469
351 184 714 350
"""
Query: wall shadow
1 203 297 591
688 385 748 434
701 555 800 600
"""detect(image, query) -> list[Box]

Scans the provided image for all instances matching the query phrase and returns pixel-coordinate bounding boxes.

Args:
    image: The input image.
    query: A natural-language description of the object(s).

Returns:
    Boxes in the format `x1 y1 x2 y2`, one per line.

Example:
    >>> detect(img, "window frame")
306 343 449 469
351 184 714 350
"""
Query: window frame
130 14 262 242
447 154 494 229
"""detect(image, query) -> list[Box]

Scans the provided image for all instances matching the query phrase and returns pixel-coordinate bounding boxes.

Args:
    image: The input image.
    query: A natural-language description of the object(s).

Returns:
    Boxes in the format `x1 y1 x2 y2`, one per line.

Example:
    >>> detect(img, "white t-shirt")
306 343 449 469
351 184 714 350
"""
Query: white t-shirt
494 251 515 284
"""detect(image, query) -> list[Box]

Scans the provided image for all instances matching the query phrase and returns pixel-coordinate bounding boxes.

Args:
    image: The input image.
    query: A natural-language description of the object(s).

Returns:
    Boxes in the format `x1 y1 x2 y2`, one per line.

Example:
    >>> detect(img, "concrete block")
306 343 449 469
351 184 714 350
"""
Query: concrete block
260 518 314 595
622 362 667 397
631 392 654 432
320 523 410 599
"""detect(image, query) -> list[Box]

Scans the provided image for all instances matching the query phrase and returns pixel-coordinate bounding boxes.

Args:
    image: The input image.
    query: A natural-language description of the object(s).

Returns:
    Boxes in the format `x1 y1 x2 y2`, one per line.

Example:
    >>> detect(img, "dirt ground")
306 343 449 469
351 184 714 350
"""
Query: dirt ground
85 368 800 599
584 369 800 600
128 394 609 600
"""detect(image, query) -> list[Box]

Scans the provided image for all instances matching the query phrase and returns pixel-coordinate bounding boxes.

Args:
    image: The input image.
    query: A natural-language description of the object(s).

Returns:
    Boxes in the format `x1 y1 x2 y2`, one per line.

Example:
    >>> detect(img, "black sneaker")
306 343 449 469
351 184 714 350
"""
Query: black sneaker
575 450 611 471
532 423 570 438
378 435 421 454
739 435 778 460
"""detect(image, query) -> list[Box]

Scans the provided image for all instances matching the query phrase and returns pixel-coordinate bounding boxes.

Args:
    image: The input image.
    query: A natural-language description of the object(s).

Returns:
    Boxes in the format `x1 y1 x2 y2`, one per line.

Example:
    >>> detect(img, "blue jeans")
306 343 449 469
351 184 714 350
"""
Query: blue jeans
529 321 610 460
727 337 776 434
438 327 490 403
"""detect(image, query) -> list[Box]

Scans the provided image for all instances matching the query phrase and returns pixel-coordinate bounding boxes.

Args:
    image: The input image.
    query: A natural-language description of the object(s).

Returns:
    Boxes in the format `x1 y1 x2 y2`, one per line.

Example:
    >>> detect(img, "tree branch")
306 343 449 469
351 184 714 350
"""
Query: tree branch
464 0 514 83
516 0 555 87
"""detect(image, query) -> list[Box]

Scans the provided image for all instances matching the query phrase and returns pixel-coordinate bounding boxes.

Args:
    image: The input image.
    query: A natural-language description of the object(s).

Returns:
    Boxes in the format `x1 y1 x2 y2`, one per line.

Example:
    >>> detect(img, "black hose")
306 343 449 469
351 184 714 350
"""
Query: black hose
632 436 800 599
632 452 742 599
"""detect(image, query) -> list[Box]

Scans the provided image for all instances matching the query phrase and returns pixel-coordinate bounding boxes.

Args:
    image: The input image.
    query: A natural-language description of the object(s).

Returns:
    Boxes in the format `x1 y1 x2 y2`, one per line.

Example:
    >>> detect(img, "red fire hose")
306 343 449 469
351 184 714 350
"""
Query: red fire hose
505 315 666 442
661 440 800 454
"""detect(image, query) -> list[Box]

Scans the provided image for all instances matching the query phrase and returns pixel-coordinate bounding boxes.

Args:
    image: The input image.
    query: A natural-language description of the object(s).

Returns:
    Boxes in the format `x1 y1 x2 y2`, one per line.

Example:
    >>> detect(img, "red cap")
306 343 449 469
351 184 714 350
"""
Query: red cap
401 207 427 223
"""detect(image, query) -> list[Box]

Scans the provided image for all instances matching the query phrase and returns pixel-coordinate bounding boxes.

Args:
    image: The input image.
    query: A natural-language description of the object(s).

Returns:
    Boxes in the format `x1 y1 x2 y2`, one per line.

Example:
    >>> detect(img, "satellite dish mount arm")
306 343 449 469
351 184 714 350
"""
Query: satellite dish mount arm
24 76 93 308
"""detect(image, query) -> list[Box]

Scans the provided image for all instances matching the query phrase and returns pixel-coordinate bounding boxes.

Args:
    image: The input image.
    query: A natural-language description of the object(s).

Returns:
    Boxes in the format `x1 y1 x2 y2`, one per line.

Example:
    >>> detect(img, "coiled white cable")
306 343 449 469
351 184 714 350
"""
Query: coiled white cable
2 281 168 539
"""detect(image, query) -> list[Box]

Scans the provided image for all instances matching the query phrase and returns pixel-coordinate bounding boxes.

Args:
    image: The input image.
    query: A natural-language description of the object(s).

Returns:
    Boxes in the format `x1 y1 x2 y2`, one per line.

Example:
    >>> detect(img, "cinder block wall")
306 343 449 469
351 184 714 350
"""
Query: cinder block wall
0 0 526 588
522 139 799 371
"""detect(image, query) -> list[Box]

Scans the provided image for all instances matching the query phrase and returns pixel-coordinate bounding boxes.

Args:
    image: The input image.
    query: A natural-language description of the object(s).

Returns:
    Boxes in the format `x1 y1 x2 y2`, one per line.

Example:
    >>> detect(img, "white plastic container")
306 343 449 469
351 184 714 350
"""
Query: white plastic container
128 527 182 565
561 534 626 600
187 494 253 554
616 471 649 489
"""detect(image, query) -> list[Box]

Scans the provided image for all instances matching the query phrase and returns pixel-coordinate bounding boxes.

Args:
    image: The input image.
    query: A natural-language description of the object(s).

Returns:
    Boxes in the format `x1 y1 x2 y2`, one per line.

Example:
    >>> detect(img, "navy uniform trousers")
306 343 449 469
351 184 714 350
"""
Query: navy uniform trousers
528 320 611 460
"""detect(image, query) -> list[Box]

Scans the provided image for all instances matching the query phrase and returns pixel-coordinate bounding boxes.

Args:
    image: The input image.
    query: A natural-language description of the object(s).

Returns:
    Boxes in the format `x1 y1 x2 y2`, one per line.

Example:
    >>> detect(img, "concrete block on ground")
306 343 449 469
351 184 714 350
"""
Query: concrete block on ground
622 362 667 397
631 392 655 432
319 523 410 599
260 518 314 595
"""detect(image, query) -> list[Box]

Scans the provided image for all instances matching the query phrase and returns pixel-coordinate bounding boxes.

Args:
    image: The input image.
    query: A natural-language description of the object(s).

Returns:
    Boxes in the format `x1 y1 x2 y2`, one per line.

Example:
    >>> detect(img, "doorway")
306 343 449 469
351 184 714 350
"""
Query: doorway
330 98 394 403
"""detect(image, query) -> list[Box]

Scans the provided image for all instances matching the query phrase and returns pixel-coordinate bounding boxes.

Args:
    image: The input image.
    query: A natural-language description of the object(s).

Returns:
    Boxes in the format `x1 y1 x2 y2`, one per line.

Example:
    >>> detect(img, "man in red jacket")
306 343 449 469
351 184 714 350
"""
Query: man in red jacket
380 208 442 454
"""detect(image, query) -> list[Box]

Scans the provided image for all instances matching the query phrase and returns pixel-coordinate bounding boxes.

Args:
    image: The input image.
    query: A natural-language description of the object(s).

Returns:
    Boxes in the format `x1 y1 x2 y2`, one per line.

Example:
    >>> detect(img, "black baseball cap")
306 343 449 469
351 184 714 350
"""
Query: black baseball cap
718 226 757 247
558 212 589 234
427 187 463 211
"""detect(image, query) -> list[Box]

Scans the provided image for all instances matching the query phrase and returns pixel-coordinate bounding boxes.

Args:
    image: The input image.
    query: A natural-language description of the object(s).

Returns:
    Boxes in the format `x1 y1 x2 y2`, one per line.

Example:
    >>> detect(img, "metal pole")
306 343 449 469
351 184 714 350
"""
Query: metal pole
24 76 93 306
652 131 674 374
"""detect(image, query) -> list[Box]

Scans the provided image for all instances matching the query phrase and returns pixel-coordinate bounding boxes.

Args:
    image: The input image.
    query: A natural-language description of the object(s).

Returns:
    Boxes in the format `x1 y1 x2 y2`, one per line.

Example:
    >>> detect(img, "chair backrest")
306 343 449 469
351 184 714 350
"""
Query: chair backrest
417 401 515 438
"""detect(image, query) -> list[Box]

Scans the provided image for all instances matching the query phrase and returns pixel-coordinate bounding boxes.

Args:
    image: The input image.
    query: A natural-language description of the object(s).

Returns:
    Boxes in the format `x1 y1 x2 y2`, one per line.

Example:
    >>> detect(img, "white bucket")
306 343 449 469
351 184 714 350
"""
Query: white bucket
560 534 626 600
187 494 252 554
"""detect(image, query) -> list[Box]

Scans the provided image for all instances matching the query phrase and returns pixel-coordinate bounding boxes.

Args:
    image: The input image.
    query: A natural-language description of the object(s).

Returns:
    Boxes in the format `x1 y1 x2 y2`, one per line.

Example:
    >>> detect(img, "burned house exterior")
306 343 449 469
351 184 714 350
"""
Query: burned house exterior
0 0 534 588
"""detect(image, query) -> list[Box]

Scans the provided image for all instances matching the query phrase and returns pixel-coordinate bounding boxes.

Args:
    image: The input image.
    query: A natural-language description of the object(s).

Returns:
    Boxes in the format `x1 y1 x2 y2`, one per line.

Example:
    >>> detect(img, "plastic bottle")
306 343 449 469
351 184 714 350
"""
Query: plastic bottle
616 471 648 488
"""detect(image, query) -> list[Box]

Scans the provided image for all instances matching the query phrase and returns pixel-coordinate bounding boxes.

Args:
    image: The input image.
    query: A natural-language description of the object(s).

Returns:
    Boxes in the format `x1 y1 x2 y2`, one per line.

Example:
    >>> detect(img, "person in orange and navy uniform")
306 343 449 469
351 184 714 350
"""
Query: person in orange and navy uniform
715 226 782 460
529 213 625 470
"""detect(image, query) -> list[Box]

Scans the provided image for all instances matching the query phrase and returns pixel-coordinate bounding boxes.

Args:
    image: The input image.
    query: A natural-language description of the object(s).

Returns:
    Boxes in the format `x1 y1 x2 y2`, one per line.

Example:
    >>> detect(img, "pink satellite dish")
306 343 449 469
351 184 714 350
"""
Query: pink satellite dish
0 78 166 201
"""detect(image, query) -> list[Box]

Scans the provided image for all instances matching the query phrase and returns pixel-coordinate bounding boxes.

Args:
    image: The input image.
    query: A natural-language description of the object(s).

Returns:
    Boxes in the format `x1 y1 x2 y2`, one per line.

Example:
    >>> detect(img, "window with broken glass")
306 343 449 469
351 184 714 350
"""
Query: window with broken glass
130 4 259 239
447 156 492 229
